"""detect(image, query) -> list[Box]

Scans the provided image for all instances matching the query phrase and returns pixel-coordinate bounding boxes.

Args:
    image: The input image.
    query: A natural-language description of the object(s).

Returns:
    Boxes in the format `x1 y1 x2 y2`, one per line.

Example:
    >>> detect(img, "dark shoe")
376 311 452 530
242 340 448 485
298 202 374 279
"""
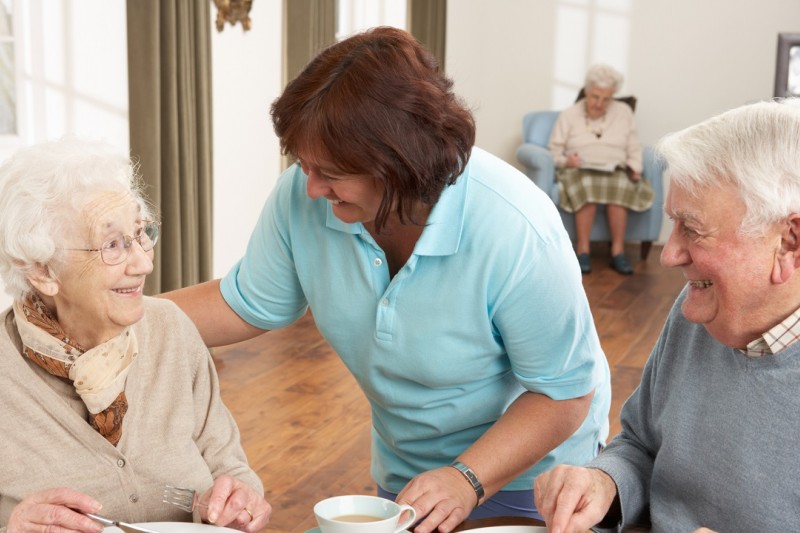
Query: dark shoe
610 253 633 275
577 253 592 274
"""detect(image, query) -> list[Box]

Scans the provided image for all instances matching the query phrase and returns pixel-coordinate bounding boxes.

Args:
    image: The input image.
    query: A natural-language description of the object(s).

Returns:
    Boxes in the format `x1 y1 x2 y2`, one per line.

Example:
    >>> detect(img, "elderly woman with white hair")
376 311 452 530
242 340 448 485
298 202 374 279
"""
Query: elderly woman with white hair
0 138 270 533
548 63 654 275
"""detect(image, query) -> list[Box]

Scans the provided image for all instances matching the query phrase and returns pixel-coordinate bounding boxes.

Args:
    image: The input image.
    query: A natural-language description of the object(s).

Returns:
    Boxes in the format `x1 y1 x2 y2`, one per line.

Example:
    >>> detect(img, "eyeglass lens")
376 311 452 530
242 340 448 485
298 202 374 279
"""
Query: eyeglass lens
101 222 160 265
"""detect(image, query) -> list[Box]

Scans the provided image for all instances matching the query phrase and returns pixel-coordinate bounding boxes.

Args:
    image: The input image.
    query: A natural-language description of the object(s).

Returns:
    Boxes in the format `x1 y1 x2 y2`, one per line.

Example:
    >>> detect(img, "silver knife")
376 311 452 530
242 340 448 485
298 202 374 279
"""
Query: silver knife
85 512 163 533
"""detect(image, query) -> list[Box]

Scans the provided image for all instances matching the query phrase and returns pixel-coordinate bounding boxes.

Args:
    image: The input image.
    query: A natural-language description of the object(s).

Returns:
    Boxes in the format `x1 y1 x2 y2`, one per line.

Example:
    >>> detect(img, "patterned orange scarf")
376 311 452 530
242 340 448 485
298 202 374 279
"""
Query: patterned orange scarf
13 294 136 446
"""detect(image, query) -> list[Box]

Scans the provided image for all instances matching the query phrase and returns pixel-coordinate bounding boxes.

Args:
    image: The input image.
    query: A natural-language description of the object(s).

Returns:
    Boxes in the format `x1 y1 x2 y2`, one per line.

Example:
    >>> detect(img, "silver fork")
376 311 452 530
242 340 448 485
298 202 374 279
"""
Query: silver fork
82 512 162 533
162 485 207 513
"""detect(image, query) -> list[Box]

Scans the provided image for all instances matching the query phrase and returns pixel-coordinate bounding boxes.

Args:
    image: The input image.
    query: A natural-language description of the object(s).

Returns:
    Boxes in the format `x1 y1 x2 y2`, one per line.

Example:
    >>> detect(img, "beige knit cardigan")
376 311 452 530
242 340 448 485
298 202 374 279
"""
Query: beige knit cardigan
0 297 263 530
548 99 643 174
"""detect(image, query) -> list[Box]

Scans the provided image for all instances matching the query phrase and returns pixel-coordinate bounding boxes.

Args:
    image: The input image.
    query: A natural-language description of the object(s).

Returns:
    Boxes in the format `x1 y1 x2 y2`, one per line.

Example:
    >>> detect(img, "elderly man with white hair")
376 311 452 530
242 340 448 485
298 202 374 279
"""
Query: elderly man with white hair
534 98 800 533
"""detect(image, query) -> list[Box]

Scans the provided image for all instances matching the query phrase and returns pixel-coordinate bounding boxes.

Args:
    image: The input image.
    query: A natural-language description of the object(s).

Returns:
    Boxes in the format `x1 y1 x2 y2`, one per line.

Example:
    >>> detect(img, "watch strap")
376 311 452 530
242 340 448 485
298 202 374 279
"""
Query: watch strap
449 461 485 504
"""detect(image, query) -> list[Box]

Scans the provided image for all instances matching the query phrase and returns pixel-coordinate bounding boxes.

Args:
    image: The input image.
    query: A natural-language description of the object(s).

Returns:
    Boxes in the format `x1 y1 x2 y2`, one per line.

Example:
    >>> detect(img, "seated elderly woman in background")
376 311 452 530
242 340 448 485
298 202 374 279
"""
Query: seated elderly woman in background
548 63 654 275
0 139 270 533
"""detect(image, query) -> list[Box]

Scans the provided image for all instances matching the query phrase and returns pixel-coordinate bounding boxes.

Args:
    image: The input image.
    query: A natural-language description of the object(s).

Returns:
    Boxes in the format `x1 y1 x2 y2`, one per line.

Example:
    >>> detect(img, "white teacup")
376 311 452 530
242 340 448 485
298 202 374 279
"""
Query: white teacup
314 495 416 533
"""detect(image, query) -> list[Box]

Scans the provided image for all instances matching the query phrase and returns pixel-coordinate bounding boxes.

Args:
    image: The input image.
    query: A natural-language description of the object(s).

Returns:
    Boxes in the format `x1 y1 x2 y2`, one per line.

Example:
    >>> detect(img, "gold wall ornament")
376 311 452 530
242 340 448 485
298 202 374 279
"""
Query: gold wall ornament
212 0 254 32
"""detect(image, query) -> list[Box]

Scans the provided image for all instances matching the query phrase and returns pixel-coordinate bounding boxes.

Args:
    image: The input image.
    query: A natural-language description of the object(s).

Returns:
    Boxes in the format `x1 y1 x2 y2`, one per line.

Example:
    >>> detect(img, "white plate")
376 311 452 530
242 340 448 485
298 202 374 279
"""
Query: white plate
306 527 411 533
304 526 545 533
105 523 240 532
462 526 547 533
305 527 545 533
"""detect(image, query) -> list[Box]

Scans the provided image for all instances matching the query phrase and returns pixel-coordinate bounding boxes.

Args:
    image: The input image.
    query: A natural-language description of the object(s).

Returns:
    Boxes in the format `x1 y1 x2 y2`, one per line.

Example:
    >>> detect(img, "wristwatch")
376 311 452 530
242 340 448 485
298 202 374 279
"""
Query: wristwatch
449 461 485 504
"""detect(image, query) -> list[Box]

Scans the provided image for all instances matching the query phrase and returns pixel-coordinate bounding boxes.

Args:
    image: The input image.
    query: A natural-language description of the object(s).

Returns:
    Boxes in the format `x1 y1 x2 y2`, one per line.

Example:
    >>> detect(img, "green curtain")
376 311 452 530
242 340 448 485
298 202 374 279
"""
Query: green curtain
126 0 213 295
283 0 446 83
281 0 336 170
408 0 447 72
284 0 337 85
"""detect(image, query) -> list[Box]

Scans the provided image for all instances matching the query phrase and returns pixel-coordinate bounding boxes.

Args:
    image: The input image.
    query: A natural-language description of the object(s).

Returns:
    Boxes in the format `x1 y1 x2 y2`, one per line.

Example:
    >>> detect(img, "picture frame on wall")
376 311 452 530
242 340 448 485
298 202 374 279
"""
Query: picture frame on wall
774 32 800 98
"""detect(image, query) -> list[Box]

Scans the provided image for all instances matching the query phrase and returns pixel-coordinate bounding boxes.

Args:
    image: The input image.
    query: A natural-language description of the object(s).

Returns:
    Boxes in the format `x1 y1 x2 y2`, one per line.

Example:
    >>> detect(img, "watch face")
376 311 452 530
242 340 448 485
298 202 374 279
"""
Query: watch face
450 462 485 501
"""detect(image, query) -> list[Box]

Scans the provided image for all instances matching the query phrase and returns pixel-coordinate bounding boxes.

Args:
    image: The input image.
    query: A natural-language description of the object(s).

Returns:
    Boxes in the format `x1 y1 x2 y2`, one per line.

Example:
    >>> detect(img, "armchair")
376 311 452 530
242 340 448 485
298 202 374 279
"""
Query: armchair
515 110 664 260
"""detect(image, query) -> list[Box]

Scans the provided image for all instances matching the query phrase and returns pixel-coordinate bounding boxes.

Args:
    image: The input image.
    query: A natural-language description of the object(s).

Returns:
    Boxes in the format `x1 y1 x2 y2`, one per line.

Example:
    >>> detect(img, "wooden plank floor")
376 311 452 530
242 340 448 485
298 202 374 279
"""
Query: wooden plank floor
212 244 686 532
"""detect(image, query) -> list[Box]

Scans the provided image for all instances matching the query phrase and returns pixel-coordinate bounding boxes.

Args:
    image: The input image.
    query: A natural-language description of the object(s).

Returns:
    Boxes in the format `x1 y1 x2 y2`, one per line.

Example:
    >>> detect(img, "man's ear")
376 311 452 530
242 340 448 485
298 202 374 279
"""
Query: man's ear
772 214 800 284
26 263 60 296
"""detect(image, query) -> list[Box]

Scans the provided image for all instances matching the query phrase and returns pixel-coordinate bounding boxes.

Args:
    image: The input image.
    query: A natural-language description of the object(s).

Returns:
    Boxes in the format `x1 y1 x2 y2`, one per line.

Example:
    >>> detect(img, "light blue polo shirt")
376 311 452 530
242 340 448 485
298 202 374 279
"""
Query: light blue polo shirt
221 147 610 492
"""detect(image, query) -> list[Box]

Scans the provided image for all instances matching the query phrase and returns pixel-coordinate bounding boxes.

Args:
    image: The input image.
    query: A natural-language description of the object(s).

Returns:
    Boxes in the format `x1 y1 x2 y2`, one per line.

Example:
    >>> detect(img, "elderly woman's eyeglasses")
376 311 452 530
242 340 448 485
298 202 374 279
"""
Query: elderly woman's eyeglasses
66 221 160 265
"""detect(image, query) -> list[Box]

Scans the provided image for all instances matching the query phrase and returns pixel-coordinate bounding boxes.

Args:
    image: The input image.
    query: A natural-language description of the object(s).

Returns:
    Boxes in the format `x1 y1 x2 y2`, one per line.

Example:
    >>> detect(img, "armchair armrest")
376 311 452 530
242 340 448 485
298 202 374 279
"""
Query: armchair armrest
641 145 665 237
516 143 558 201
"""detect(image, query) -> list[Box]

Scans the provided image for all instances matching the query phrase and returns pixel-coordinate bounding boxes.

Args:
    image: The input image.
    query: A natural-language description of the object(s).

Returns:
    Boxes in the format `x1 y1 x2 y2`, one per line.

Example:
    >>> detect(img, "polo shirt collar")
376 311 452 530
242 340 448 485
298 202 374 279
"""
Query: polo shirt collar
414 170 467 256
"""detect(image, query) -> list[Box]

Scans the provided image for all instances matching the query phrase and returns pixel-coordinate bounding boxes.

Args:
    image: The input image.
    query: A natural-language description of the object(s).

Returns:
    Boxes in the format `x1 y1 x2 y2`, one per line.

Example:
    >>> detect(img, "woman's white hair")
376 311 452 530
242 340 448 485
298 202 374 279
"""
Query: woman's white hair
585 64 624 93
0 137 152 301
656 98 800 237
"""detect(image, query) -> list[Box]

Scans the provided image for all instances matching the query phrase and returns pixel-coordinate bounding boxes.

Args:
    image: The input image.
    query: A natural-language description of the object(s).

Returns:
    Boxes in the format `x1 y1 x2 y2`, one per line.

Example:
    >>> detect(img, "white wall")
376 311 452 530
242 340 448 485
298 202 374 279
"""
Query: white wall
210 0 283 278
446 0 799 156
445 0 800 241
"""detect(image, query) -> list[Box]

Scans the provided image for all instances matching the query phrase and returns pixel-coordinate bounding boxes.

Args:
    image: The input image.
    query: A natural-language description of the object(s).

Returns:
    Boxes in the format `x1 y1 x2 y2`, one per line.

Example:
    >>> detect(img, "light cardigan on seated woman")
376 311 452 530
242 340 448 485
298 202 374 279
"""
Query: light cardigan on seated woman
0 298 257 527
0 138 269 533
548 99 642 175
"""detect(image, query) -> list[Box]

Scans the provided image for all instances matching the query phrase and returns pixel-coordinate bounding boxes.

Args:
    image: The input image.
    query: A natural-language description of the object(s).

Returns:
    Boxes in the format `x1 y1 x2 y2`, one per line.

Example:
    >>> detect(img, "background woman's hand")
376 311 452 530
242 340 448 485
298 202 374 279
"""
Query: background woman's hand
7 487 103 533
534 465 617 533
566 153 582 168
199 475 271 532
395 466 478 533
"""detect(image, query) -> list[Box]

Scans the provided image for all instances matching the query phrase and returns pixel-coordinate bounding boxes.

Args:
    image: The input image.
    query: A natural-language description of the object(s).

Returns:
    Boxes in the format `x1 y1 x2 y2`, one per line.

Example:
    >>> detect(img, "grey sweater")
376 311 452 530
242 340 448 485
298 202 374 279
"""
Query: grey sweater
0 297 262 529
591 289 800 532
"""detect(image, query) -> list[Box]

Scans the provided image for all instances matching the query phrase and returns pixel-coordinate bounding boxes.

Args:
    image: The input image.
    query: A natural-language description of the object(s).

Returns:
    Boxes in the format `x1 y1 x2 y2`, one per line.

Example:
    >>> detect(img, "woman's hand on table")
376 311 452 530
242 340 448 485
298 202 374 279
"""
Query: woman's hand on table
396 466 478 533
200 474 272 532
534 465 617 533
7 487 104 533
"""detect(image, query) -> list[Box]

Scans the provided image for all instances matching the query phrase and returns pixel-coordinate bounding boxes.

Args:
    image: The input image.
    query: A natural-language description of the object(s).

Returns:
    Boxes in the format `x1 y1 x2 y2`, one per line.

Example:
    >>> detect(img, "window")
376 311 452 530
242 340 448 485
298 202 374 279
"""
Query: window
0 0 16 136
336 0 406 41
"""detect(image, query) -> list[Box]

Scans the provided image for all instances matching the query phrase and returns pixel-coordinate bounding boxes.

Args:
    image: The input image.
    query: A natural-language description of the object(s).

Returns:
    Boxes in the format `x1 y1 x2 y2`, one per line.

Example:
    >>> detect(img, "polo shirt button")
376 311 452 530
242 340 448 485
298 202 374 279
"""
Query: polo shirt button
129 494 139 503
373 258 383 267
381 298 389 306
117 459 125 468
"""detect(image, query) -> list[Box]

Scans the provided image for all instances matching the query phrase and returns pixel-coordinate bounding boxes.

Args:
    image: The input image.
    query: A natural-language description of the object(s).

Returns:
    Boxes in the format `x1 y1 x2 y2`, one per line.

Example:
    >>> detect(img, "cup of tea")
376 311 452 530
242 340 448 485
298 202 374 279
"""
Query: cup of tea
314 495 416 533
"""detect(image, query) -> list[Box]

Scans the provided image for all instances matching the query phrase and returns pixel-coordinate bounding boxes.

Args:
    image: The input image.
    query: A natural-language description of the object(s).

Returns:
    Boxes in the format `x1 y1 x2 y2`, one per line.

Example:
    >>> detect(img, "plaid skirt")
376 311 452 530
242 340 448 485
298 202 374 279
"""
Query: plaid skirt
556 168 655 213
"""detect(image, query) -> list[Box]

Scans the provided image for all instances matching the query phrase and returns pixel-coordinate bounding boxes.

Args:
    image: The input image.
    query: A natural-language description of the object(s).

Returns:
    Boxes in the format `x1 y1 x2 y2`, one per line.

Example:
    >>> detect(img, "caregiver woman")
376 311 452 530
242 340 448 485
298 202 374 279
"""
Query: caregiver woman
165 27 611 533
